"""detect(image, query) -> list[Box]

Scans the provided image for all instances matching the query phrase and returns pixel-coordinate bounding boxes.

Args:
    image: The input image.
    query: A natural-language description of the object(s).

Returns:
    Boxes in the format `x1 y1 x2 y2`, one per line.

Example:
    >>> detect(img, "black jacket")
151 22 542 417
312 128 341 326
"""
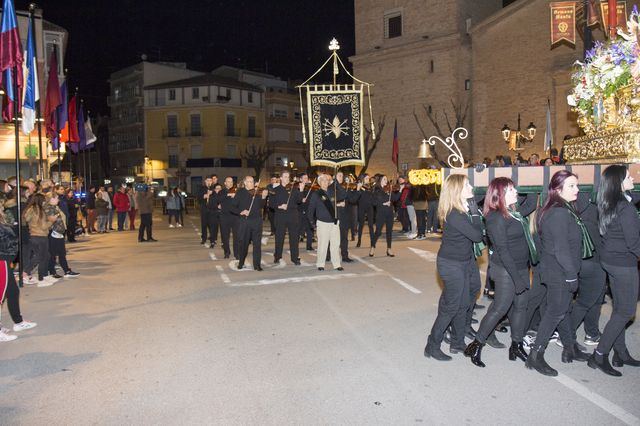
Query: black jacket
86 191 96 209
230 188 265 220
218 188 236 216
0 223 18 261
269 185 302 214
575 192 601 263
373 187 400 213
438 210 484 261
600 198 640 267
539 204 582 283
308 188 338 225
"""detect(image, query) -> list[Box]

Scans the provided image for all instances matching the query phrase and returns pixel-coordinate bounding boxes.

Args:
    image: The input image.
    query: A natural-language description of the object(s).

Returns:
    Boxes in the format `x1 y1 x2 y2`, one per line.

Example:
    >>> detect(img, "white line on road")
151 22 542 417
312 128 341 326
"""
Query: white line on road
215 265 230 284
554 373 640 426
352 255 384 272
391 277 422 294
352 255 422 294
229 271 382 287
407 246 437 262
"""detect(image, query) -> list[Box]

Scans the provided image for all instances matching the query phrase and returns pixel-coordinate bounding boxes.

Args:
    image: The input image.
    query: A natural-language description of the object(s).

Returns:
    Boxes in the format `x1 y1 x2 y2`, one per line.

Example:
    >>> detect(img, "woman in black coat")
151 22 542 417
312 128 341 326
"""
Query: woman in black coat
370 174 400 257
590 165 640 376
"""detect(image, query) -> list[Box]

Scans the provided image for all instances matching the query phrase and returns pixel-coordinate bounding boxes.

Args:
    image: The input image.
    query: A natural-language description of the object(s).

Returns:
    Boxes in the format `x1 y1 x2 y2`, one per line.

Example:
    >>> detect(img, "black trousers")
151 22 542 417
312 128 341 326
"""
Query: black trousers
237 217 262 268
138 213 153 241
67 213 77 242
48 236 70 274
357 204 374 245
525 266 547 332
206 212 220 243
571 259 606 340
220 213 237 258
416 209 426 235
338 208 350 257
268 208 275 234
398 207 409 232
117 211 127 231
477 264 529 343
597 263 639 354
466 259 482 333
30 236 49 280
349 204 358 239
274 212 299 262
427 201 439 232
372 207 393 249
200 208 208 242
533 278 576 351
299 209 314 249
430 257 477 346
1 260 23 324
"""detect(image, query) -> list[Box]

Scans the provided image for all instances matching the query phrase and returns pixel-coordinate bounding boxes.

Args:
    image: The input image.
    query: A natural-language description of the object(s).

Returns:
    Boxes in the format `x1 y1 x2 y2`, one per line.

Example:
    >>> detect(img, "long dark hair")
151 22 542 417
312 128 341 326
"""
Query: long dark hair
537 170 578 230
483 177 514 218
597 165 627 235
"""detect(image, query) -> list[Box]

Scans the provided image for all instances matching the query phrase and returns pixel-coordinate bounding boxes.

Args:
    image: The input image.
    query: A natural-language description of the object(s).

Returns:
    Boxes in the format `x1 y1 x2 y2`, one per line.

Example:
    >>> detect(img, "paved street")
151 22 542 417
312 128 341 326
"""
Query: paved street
1 213 639 425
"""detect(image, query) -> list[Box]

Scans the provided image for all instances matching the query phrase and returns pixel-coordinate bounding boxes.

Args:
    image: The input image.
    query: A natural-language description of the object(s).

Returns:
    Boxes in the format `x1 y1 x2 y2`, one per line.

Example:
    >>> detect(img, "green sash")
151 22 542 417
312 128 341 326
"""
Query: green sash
467 211 486 259
508 208 538 265
565 202 594 259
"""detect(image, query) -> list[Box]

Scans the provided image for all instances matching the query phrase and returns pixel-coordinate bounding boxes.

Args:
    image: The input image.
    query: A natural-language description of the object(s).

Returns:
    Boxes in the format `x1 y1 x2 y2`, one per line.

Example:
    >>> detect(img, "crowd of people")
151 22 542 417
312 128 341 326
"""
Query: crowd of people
193 171 439 271
425 166 639 378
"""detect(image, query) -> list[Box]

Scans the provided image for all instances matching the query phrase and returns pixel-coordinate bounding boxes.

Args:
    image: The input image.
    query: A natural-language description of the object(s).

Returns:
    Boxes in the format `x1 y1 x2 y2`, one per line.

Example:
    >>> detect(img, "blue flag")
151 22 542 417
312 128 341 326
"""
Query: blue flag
21 14 38 135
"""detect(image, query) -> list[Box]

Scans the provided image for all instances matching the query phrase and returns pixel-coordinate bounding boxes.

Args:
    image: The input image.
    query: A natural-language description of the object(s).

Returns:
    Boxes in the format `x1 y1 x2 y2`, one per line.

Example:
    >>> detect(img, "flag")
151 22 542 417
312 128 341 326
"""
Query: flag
0 0 23 122
391 119 399 167
57 80 68 141
72 101 86 153
66 95 80 143
544 99 553 153
44 51 61 147
21 15 38 135
84 115 97 147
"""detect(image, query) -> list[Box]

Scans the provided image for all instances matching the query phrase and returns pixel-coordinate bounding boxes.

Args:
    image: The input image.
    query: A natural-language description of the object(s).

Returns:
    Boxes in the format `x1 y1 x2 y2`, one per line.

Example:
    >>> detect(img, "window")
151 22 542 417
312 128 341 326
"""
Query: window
190 114 201 136
44 36 63 75
430 60 434 73
384 12 402 39
248 116 256 137
191 144 202 159
226 88 231 98
276 156 289 167
274 108 288 118
465 79 471 91
248 92 254 103
168 89 176 101
192 87 200 99
226 144 237 157
168 146 179 168
294 111 301 120
167 115 178 137
226 114 236 136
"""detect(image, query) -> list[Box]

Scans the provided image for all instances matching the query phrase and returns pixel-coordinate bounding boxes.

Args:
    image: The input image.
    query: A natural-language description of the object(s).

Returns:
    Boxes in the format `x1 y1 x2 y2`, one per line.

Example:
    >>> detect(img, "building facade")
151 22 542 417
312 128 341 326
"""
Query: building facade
108 61 203 184
351 0 636 174
143 73 265 193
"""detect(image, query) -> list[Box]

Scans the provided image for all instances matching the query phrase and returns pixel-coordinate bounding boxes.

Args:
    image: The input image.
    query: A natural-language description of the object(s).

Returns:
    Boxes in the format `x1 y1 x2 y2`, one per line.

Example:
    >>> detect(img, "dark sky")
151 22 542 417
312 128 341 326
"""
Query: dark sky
19 0 355 115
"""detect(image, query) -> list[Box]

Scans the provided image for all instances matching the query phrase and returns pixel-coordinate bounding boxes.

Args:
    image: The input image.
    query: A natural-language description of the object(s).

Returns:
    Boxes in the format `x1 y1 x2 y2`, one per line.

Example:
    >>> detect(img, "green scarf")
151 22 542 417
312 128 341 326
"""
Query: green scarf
467 211 486 259
508 208 538 265
565 202 595 259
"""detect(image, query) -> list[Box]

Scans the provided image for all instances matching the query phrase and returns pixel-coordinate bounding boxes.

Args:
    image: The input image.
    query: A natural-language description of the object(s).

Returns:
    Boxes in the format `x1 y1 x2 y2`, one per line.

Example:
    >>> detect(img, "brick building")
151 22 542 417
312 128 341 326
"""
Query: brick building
351 0 638 174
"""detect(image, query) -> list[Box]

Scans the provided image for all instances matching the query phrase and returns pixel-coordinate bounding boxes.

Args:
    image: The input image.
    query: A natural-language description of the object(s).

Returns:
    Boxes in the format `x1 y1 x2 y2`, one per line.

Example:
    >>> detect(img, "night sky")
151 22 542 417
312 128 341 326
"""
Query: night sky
18 0 356 115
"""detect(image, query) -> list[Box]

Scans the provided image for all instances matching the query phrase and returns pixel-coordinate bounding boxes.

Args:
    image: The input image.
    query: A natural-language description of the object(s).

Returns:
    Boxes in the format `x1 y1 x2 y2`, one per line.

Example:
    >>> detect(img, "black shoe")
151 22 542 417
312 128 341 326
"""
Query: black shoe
200 241 206 245
369 247 375 257
138 239 146 243
148 238 158 242
335 267 344 271
464 340 486 367
343 257 354 263
318 267 325 271
50 274 63 279
525 348 558 376
356 240 361 248
306 246 313 251
254 266 263 271
449 343 467 354
612 348 640 367
588 352 622 377
562 343 590 363
444 329 452 345
486 332 506 349
237 263 244 270
465 327 477 340
274 258 280 264
424 336 452 361
509 341 528 362
224 254 230 259
293 259 301 265
386 249 395 257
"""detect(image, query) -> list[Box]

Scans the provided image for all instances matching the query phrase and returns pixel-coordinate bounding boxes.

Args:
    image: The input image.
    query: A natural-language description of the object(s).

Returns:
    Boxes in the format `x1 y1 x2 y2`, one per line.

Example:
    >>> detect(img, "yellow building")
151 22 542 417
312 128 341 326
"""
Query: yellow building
143 74 265 193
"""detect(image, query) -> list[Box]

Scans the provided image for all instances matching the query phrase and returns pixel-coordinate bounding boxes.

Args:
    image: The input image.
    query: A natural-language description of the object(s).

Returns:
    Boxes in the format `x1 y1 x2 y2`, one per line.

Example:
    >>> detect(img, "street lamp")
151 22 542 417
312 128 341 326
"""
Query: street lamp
501 113 536 151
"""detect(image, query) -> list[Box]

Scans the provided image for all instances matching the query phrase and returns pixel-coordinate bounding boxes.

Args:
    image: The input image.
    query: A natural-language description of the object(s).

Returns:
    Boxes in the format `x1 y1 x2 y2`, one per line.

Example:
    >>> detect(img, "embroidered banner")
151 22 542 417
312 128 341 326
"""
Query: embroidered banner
550 2 576 47
306 86 365 167
600 0 628 36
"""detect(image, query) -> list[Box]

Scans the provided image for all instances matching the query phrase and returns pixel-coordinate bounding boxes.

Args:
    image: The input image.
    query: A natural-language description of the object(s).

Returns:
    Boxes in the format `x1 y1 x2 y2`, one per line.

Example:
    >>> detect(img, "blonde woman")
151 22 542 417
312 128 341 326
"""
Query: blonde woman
23 193 57 286
425 174 484 361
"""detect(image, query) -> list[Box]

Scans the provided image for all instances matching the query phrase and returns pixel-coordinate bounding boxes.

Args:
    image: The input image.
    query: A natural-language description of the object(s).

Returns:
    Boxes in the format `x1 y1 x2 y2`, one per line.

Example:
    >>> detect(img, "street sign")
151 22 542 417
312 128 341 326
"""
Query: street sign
401 162 408 171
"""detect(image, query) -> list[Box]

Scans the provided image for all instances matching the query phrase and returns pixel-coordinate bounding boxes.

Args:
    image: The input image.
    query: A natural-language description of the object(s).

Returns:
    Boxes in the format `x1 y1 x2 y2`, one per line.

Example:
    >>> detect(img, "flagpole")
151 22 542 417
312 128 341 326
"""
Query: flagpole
12 63 24 287
29 4 44 179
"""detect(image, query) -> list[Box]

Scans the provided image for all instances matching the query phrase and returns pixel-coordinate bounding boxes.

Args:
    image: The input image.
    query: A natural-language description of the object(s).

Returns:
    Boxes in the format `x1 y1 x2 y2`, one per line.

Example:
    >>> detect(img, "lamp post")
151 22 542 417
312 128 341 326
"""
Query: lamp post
144 154 150 183
501 113 536 151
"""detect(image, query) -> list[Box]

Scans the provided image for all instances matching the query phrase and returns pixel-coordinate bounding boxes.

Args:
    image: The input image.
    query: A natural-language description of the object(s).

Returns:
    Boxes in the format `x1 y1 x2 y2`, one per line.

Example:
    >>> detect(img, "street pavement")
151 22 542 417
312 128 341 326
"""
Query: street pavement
1 213 639 425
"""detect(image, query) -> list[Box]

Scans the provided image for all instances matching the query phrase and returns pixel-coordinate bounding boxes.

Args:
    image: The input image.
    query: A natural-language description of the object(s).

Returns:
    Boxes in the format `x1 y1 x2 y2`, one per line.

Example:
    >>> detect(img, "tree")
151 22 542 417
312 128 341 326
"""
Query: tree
359 114 386 176
241 144 274 180
413 99 469 166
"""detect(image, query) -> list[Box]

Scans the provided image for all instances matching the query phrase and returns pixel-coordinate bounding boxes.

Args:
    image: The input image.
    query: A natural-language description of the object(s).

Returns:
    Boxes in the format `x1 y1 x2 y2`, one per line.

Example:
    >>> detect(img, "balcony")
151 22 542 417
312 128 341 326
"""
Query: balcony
225 128 241 137
162 128 182 138
247 129 262 138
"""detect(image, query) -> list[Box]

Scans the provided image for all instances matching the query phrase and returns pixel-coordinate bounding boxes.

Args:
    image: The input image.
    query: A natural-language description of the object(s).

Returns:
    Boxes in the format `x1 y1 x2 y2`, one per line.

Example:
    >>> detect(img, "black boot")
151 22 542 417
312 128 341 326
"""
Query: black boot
486 332 506 349
509 341 528 362
525 348 558 376
464 340 486 367
424 336 452 361
356 239 361 248
449 342 467 354
562 343 590 363
588 352 622 377
465 326 477 340
612 348 640 367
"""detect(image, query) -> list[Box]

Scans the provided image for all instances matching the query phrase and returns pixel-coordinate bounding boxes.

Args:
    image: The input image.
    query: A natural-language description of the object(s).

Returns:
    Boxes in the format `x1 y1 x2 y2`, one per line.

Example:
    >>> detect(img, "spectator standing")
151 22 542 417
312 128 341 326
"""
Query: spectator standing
127 187 137 230
23 193 57 286
95 189 109 233
65 189 79 242
166 187 183 228
136 186 156 242
113 186 131 231
86 186 97 233
106 186 115 230
45 193 79 279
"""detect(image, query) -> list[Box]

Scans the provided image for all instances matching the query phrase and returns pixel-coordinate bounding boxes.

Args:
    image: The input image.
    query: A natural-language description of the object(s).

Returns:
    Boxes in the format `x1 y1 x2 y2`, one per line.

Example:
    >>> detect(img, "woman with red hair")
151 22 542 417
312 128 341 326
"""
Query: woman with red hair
464 178 536 367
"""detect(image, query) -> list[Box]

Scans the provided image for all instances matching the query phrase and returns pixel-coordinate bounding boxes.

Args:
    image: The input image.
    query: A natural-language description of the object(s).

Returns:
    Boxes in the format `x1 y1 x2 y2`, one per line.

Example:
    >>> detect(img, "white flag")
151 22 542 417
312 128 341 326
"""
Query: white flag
85 117 97 146
544 100 553 153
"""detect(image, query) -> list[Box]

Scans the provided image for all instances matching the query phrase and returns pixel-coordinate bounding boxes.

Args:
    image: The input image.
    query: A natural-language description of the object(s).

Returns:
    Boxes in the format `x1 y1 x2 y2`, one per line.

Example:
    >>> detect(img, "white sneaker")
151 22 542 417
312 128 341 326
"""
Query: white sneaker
522 334 536 350
13 320 37 332
24 276 38 285
407 232 417 239
37 277 56 287
0 329 17 342
204 242 211 248
177 223 183 228
169 224 175 228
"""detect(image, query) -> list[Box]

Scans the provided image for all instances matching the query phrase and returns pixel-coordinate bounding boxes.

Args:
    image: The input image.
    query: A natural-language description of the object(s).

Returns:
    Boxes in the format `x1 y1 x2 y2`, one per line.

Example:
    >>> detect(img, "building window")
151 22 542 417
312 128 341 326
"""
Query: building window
44 35 63 76
191 144 202 159
294 111 301 120
384 12 402 39
192 87 200 99
226 88 232 98
248 92 254 103
168 146 179 168
226 114 236 136
190 114 201 136
430 60 434 73
226 144 237 157
168 89 176 101
167 115 178 137
274 108 287 118
276 156 289 167
465 79 471 90
248 116 256 137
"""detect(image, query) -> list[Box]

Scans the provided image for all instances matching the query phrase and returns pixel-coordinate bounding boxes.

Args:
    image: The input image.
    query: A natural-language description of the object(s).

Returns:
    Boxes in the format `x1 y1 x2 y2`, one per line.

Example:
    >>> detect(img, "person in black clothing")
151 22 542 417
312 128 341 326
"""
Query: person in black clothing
219 177 238 259
464 178 536 367
205 183 222 247
589 165 640 376
86 186 97 233
526 170 591 377
198 175 216 245
270 171 304 265
266 175 279 236
426 180 440 233
298 173 315 251
356 174 375 247
231 176 268 271
424 174 484 361
65 189 79 242
370 174 401 257
335 171 362 262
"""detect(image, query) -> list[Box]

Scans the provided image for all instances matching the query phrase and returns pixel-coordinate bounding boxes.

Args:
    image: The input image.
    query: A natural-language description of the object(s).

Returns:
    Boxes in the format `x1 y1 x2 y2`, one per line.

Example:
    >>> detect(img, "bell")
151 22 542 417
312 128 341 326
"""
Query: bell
418 139 432 159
